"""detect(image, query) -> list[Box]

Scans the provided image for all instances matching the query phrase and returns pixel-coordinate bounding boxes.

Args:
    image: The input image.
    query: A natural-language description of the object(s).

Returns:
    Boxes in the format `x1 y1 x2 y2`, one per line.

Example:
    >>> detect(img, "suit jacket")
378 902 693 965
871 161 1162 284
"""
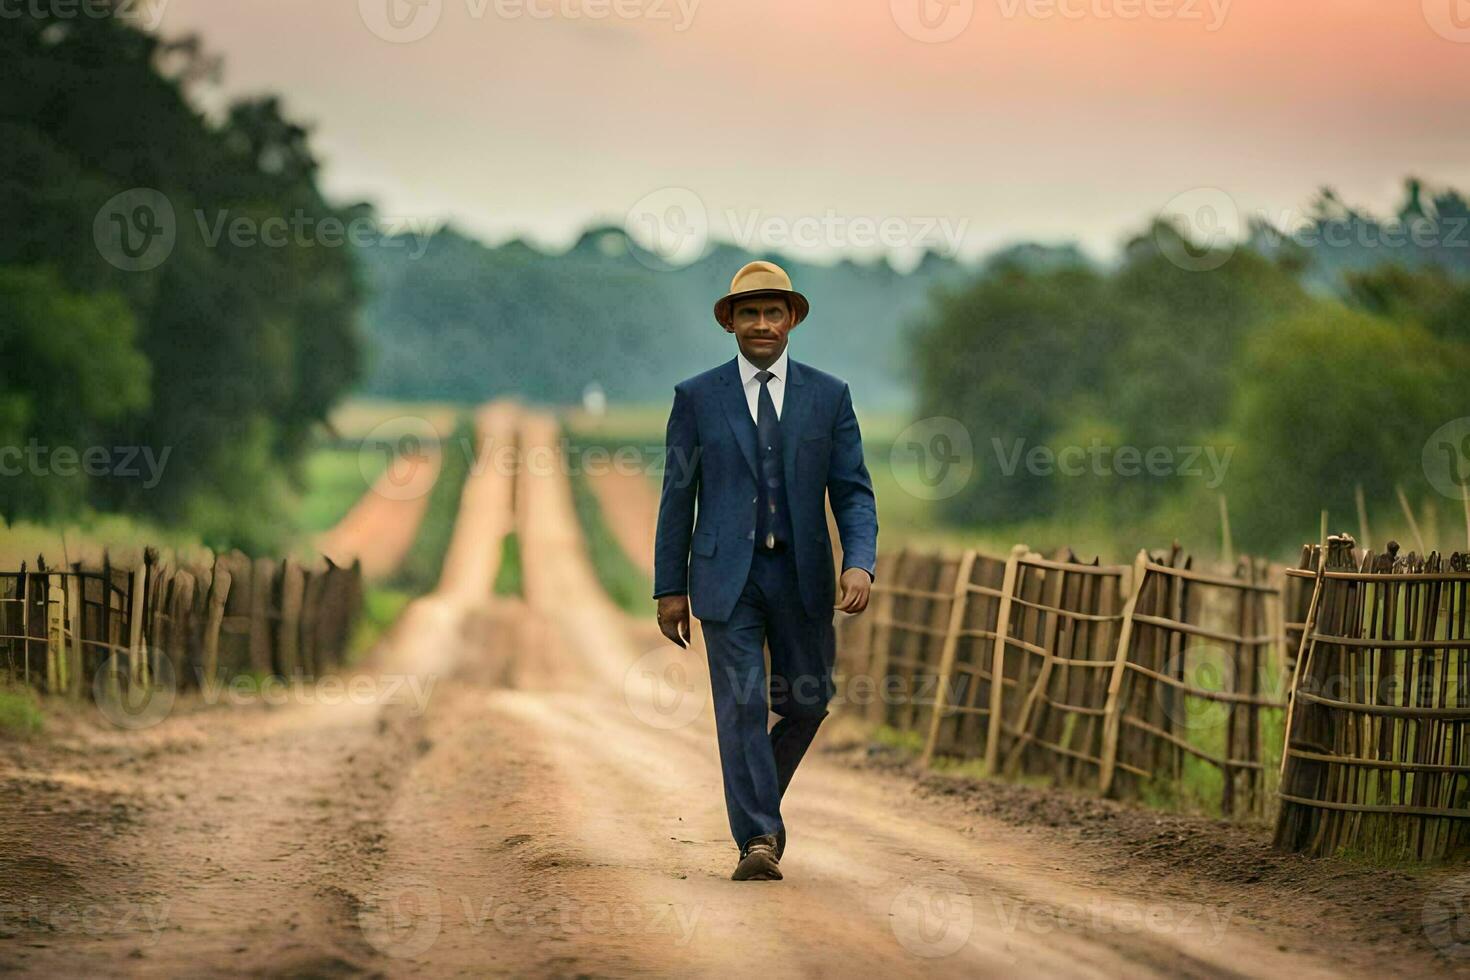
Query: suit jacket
652 354 879 623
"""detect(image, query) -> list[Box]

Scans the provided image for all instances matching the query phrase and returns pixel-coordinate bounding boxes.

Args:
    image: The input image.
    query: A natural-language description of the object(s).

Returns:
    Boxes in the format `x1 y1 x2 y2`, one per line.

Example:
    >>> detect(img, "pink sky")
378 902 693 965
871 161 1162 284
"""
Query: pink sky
156 0 1470 263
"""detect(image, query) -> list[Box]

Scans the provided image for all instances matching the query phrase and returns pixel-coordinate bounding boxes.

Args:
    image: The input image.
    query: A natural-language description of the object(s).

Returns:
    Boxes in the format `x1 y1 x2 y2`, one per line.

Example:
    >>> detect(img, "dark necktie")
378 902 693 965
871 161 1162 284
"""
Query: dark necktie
755 370 785 550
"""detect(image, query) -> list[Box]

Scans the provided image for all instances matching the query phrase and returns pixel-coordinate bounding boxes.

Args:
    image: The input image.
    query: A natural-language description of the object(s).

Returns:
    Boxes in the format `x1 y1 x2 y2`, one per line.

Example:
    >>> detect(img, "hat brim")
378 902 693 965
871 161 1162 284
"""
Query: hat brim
713 288 810 328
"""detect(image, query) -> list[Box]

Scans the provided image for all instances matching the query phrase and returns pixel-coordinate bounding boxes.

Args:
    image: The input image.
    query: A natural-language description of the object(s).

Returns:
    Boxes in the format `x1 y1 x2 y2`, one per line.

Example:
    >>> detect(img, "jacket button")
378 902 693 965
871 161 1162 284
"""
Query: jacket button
747 531 755 540
751 496 757 504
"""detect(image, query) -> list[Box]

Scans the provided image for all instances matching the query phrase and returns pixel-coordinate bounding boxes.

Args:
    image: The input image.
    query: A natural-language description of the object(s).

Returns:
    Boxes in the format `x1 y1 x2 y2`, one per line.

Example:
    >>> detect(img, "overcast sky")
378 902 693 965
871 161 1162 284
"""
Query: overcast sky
154 0 1470 266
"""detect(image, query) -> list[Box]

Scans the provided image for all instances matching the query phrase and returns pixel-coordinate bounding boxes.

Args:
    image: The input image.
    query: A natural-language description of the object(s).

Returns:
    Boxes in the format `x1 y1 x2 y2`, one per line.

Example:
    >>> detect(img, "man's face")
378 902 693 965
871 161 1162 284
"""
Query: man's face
726 293 793 363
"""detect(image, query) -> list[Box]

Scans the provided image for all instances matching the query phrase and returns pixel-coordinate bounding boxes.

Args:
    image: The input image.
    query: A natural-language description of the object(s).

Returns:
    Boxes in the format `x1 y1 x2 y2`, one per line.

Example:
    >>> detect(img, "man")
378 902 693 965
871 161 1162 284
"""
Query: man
653 259 878 882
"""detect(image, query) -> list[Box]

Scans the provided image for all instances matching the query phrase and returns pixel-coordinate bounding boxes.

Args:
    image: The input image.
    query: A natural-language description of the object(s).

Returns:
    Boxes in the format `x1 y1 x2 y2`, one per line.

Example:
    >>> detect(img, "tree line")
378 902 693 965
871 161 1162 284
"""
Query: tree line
909 189 1470 554
5 8 1467 560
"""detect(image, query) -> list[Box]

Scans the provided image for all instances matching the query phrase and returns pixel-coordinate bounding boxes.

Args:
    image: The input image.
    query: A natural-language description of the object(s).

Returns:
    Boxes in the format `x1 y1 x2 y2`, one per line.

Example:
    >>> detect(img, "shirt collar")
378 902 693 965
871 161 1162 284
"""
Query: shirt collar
737 346 789 386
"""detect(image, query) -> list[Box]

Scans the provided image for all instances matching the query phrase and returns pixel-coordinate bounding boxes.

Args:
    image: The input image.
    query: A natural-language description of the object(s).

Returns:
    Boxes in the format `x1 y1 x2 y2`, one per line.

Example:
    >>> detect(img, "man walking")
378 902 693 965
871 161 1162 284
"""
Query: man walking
653 260 878 882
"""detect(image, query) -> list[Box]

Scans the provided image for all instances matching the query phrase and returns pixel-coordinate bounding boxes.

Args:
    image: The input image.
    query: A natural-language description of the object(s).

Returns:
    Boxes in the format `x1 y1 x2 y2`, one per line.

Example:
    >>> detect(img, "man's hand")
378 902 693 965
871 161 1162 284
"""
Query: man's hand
657 594 692 648
836 567 872 614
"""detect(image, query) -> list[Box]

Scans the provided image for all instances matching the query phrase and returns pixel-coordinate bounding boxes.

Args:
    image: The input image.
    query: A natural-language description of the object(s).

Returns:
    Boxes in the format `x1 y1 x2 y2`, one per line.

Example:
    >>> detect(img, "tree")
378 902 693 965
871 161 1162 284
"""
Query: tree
1225 304 1470 551
0 267 150 518
908 263 1129 524
0 8 362 549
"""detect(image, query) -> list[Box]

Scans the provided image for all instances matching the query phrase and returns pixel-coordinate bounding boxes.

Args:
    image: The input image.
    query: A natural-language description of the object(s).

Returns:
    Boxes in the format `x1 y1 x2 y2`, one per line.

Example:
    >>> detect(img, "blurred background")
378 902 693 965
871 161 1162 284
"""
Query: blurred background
4 0 1470 566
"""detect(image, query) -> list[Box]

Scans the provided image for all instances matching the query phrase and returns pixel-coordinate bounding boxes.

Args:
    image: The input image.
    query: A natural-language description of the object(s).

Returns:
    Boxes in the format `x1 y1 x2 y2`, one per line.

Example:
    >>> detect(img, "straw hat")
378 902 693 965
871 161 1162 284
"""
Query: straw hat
713 260 810 328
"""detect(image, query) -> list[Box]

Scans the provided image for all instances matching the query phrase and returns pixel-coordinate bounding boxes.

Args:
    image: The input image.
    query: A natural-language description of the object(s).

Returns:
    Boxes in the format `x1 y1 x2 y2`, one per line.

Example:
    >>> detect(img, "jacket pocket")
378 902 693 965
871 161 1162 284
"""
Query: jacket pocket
691 531 717 557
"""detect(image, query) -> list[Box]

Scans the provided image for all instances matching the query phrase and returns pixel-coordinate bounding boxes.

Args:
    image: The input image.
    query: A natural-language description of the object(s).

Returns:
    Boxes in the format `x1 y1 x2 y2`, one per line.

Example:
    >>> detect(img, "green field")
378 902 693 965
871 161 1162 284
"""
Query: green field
568 403 1470 568
296 448 386 536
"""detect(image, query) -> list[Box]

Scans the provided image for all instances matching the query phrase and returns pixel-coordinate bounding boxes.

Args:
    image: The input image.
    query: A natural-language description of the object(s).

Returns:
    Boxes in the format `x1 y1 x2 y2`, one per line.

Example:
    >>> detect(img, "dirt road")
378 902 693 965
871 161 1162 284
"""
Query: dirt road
585 463 659 579
317 441 442 581
0 404 1459 978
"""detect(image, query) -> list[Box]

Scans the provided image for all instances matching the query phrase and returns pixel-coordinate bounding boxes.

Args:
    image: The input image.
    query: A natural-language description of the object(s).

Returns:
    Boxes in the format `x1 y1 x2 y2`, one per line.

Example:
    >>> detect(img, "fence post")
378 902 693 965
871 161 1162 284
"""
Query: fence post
45 570 66 695
919 548 977 768
39 561 58 694
278 558 304 676
300 564 324 678
249 557 276 676
1002 562 1070 778
203 567 231 684
21 563 35 690
865 547 906 724
129 562 148 687
141 549 164 686
101 550 114 687
983 546 1025 775
1277 546 1328 780
32 558 49 690
1097 549 1151 796
67 564 84 700
169 571 195 685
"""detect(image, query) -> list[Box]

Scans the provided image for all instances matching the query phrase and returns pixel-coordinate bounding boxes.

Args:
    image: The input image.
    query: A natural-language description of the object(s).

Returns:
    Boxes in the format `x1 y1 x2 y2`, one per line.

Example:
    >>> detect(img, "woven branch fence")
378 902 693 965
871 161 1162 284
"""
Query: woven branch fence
0 548 362 700
839 542 1287 819
1276 534 1470 861
844 536 1470 859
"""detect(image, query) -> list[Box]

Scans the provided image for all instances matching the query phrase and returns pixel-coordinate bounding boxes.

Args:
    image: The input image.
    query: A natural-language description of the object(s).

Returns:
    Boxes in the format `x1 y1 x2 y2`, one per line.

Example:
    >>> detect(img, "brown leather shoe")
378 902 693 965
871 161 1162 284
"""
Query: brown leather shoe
731 834 782 881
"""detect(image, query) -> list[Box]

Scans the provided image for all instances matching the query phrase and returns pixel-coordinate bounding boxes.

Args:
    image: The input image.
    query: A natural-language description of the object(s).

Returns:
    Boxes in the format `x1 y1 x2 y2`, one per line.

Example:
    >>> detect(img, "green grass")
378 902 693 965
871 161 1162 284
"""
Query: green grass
388 414 473 595
929 755 991 780
872 724 926 755
0 685 43 736
494 532 523 597
565 456 652 613
1124 653 1288 822
297 448 386 535
1330 817 1466 866
561 410 1204 568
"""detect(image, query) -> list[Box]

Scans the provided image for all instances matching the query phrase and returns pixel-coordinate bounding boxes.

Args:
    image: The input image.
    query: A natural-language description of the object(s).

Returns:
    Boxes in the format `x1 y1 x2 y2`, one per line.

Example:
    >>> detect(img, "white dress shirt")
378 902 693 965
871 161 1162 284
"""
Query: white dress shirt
735 346 787 422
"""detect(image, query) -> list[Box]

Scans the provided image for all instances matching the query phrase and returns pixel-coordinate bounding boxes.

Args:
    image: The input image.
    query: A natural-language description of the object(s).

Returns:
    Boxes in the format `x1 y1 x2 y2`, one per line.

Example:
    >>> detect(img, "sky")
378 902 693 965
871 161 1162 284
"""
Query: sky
150 0 1470 267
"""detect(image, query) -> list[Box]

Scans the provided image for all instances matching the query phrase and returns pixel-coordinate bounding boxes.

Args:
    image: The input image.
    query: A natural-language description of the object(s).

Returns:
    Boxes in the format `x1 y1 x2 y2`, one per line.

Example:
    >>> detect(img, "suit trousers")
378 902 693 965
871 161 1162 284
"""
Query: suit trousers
699 545 836 848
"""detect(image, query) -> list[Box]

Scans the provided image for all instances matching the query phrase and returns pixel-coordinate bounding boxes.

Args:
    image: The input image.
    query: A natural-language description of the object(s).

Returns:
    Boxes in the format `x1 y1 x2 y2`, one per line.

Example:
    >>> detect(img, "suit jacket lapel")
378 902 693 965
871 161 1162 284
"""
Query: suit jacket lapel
718 357 759 481
780 358 811 496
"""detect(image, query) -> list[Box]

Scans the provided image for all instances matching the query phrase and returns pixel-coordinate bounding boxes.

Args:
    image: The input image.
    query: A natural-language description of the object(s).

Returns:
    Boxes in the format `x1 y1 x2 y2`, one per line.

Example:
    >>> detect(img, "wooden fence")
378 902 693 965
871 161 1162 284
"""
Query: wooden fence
0 548 362 700
1276 534 1470 861
1100 548 1285 817
839 542 1289 820
846 534 1470 858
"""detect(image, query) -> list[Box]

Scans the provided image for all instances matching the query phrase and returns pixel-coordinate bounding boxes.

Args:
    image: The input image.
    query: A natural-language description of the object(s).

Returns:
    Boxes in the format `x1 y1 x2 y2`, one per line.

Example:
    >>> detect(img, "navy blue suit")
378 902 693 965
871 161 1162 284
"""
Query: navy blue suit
653 353 878 847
